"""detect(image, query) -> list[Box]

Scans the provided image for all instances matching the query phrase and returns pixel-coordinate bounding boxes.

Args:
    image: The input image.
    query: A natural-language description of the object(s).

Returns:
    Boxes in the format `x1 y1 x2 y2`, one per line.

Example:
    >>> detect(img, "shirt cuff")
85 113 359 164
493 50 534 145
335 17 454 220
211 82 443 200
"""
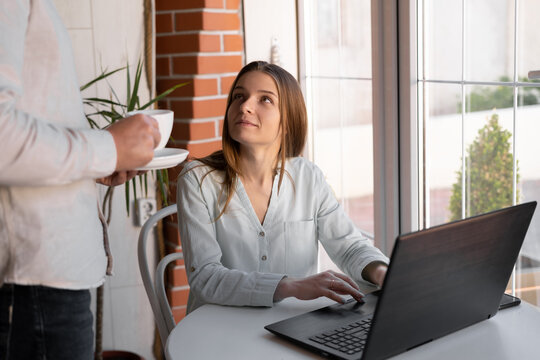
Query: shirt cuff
250 273 287 307
81 128 117 177
359 255 390 283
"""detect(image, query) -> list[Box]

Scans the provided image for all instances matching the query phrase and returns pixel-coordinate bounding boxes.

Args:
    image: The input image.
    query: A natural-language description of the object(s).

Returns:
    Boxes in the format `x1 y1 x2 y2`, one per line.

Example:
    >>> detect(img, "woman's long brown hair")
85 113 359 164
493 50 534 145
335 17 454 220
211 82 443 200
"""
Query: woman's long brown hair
191 61 307 220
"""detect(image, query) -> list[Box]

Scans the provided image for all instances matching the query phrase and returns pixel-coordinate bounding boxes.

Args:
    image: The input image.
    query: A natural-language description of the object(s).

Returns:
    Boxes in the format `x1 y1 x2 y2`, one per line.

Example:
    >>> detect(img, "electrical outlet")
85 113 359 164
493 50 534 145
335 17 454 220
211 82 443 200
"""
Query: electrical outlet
136 198 157 227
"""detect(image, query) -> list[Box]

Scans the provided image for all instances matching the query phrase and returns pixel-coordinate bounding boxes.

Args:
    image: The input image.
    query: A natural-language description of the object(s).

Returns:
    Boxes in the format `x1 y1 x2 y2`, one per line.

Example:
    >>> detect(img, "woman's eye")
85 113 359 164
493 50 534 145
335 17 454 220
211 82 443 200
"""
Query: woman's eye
261 96 272 104
233 93 243 100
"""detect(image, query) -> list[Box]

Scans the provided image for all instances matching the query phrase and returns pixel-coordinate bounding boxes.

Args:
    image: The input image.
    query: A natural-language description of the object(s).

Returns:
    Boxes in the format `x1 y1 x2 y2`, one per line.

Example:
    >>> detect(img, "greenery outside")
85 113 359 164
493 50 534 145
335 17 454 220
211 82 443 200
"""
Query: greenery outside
459 76 540 113
449 113 519 221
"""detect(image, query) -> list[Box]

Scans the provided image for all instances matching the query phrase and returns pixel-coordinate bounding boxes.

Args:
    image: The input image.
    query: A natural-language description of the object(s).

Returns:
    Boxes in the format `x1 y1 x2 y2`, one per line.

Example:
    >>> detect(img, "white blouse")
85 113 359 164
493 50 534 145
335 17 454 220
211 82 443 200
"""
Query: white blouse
177 157 389 313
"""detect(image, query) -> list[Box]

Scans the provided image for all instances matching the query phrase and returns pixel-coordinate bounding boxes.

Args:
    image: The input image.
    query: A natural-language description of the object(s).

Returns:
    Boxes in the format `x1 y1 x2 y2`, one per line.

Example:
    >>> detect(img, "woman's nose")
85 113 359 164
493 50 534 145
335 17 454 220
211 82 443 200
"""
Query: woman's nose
239 97 253 113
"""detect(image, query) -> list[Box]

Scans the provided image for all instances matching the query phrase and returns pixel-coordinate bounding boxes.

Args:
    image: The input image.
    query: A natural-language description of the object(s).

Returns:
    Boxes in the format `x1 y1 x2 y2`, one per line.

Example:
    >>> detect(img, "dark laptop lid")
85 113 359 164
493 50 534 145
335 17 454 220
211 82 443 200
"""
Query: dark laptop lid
363 201 536 360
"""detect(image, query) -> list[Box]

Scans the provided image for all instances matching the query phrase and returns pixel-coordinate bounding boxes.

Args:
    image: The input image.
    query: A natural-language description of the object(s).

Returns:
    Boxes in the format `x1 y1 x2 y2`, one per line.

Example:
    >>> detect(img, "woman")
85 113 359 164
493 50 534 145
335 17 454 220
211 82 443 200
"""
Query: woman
177 61 388 313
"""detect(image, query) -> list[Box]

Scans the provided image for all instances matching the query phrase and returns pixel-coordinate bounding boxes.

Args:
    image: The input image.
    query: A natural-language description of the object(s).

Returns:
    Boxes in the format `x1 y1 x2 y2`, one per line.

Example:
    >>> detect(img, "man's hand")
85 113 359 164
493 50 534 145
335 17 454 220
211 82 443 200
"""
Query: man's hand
96 170 145 187
107 114 161 171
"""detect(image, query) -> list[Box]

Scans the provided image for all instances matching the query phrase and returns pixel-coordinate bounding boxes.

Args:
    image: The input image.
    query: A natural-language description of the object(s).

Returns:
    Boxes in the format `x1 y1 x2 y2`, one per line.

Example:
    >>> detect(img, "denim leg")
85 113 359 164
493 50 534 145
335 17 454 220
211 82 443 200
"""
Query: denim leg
0 284 14 359
0 284 94 360
36 286 94 360
0 284 40 359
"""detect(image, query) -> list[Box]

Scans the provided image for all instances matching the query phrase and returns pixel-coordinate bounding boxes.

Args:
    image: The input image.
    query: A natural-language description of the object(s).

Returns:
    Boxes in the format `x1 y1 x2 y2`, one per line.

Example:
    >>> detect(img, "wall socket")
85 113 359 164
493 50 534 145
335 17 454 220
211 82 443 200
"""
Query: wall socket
135 198 157 227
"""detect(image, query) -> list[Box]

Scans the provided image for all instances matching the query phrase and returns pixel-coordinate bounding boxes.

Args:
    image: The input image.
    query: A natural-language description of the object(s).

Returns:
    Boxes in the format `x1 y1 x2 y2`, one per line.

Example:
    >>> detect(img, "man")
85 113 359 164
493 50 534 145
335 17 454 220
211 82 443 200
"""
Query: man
0 1 160 358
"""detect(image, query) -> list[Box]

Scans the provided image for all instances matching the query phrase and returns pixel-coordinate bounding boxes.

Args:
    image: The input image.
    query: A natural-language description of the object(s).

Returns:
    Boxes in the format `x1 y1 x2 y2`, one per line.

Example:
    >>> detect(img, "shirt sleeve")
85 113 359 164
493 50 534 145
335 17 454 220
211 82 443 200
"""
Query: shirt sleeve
313 165 389 284
177 164 285 309
0 1 117 186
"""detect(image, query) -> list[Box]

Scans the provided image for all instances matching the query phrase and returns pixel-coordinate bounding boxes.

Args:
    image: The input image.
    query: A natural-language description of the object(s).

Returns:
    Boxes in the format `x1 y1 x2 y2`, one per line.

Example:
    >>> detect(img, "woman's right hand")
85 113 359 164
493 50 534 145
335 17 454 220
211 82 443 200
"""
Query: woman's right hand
273 270 364 304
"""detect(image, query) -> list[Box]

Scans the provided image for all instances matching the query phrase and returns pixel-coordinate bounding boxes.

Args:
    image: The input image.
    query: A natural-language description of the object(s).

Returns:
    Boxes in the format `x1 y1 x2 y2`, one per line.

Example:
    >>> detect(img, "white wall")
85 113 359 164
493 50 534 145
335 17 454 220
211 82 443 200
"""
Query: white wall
243 0 298 78
53 0 157 358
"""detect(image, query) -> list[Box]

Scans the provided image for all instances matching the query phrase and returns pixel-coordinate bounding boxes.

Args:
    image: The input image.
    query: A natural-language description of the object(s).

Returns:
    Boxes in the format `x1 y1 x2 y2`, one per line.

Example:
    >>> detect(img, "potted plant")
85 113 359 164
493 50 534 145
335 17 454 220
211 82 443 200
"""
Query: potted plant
80 59 187 360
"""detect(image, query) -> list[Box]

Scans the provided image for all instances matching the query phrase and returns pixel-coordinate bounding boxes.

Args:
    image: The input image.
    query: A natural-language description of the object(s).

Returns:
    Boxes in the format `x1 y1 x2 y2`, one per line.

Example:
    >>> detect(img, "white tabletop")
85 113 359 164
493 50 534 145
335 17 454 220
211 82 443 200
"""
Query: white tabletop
166 297 540 359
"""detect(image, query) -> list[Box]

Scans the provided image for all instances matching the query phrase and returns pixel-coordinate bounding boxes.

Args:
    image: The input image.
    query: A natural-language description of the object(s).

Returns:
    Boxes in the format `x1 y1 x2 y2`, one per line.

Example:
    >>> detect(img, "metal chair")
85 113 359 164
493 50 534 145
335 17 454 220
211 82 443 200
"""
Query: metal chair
138 204 183 348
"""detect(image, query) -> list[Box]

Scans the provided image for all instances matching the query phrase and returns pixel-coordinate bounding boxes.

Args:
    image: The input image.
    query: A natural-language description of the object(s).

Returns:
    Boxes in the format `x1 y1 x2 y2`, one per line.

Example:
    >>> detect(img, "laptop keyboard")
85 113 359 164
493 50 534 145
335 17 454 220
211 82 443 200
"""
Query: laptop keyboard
309 317 372 355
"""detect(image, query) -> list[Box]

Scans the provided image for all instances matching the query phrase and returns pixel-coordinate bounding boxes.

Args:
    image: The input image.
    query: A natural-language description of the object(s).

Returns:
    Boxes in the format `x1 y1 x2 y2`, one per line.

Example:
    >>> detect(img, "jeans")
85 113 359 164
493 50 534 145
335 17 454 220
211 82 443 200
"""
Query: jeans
0 284 94 360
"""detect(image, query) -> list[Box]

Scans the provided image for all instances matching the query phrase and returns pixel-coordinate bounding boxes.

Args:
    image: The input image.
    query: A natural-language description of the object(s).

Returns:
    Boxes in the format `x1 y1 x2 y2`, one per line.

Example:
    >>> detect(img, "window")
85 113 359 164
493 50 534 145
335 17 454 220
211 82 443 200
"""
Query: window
299 0 374 271
418 0 540 307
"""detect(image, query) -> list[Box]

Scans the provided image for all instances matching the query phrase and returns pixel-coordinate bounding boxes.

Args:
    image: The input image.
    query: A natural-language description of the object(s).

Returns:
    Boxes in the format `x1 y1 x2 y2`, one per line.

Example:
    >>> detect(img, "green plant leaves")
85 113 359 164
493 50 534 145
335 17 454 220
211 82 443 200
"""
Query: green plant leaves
81 59 188 219
449 113 519 221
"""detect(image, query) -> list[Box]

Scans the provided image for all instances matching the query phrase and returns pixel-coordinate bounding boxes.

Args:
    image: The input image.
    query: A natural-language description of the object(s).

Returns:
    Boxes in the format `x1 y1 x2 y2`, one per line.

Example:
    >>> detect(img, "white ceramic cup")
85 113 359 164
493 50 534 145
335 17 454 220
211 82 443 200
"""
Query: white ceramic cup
127 109 173 150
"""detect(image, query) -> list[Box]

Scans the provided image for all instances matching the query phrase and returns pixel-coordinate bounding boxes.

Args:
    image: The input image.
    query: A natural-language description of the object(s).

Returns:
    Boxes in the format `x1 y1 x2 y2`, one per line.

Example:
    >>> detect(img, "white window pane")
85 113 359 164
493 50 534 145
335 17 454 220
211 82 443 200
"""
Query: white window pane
463 85 514 218
303 0 373 272
419 0 540 308
517 0 540 82
308 0 371 79
340 0 371 78
465 0 515 82
515 90 540 306
423 0 462 80
424 83 462 227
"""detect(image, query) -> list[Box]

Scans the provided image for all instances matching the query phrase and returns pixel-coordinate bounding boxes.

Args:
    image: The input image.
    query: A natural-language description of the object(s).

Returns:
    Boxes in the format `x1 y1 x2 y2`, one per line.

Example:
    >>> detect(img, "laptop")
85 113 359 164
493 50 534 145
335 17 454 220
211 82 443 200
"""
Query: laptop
265 201 537 360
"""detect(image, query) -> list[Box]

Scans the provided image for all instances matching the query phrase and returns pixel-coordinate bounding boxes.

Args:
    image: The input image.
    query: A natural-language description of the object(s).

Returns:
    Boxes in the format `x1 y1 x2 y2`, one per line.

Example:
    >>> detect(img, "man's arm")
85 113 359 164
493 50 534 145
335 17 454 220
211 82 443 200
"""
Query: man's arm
0 1 159 186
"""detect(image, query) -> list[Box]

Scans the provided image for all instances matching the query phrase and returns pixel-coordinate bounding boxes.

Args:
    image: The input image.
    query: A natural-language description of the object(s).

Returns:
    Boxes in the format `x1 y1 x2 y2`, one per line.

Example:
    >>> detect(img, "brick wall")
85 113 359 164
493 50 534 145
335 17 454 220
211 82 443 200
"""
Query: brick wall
155 0 244 323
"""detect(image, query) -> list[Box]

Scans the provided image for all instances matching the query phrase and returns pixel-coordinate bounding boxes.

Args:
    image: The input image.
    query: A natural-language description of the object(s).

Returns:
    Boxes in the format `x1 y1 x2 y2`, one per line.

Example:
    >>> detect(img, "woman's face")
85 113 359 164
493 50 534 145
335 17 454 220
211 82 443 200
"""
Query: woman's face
227 71 282 155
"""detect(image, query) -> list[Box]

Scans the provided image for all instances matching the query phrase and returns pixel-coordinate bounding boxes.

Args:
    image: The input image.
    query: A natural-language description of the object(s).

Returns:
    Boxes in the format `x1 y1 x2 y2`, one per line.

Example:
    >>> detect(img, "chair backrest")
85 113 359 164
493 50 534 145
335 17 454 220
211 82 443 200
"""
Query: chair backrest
138 204 182 348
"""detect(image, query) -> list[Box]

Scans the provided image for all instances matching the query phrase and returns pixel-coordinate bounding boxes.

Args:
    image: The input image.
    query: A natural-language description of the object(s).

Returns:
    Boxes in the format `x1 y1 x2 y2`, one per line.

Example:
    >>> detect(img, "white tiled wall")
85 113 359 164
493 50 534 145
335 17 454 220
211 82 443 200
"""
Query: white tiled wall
52 0 157 358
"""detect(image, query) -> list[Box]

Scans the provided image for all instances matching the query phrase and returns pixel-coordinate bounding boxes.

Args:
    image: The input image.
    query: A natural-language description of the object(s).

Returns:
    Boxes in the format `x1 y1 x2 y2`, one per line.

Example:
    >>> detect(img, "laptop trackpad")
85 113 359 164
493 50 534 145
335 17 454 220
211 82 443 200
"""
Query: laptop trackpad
265 291 380 341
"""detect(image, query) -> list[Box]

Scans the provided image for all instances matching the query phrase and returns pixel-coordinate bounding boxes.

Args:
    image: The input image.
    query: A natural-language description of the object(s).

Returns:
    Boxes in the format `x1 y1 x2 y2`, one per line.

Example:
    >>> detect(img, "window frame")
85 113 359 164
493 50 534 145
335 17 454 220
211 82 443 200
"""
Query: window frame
371 0 419 254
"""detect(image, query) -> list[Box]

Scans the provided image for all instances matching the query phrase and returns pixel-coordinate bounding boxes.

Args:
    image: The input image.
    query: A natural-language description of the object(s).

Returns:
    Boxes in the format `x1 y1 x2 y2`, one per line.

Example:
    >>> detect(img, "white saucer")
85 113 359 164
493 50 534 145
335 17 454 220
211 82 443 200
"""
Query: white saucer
137 148 189 171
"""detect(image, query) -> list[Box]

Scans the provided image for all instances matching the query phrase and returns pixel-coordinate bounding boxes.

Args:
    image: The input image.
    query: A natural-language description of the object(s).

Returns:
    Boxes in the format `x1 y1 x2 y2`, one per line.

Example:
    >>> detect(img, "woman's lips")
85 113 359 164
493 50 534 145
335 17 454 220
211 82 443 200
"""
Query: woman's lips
235 118 257 127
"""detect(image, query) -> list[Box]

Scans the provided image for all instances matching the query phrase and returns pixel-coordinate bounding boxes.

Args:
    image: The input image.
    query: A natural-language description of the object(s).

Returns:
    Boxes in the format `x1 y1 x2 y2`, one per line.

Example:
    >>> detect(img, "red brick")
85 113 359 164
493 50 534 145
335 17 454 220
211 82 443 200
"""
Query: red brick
172 306 187 323
225 0 241 10
185 140 222 158
223 34 243 52
168 287 190 307
171 56 197 74
157 78 217 97
156 57 171 76
156 78 191 98
172 121 216 141
172 55 242 75
199 34 222 52
157 34 220 54
165 242 181 253
220 75 236 95
157 34 196 53
156 0 223 11
156 13 173 33
193 98 227 118
166 183 177 205
157 99 169 110
203 12 240 30
165 220 180 246
169 100 191 118
175 12 203 31
167 164 185 186
170 98 227 118
164 244 185 266
175 12 240 31
169 265 189 287
192 77 219 96
199 55 242 74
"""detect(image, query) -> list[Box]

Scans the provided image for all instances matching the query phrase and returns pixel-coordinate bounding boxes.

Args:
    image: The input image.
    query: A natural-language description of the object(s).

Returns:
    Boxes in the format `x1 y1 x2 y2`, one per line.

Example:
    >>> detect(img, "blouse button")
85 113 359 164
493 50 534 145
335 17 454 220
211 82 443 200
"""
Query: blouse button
259 231 265 237
261 255 267 261
190 266 195 272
